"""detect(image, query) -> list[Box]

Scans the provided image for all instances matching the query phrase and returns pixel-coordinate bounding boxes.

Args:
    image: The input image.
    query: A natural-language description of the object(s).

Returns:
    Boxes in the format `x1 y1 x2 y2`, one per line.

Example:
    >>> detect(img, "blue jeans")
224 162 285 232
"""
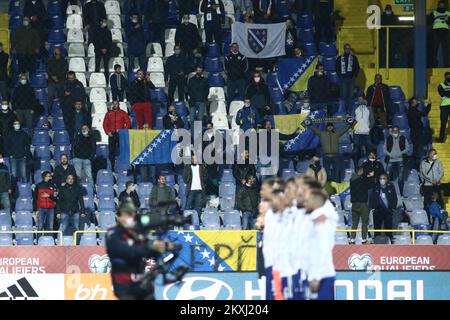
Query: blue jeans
386 161 405 194
353 134 373 165
38 208 55 236
189 102 206 129
73 158 93 184
227 79 246 105
340 78 355 113
10 158 27 182
323 155 342 182
186 190 203 218
0 192 10 212
60 212 80 236
242 211 255 230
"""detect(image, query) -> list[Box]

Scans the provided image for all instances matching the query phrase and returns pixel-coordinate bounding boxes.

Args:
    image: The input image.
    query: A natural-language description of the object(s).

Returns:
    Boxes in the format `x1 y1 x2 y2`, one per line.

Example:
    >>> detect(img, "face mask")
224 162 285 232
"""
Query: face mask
254 77 261 83
369 158 376 162
174 50 181 55
0 158 3 163
131 19 138 23
244 102 251 107
14 124 20 130
433 154 438 161
392 133 399 138
20 80 27 85
1 104 8 111
385 10 392 15
82 131 89 136
23 20 29 27
379 179 386 186
318 71 324 76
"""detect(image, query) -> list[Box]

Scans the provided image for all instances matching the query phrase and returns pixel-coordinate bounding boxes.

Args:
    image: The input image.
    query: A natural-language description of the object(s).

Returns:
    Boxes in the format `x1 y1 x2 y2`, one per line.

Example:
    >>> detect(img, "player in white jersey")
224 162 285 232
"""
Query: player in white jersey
303 189 338 300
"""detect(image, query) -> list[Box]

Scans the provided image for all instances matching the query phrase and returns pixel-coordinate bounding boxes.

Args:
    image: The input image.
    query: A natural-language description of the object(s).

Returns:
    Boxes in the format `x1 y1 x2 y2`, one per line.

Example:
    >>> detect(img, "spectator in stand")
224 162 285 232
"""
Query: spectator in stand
176 0 196 19
103 101 132 169
10 16 41 74
362 149 385 180
150 174 175 214
184 155 206 218
175 15 202 56
309 122 353 182
165 45 189 104
11 74 38 134
307 63 330 112
380 5 399 67
235 97 257 131
233 149 257 193
187 66 209 129
252 0 273 23
200 0 225 45
163 104 185 129
370 173 398 243
0 100 17 146
407 97 431 167
245 72 271 126
349 166 375 244
123 0 146 15
420 148 444 208
64 100 91 142
83 0 107 44
285 18 298 56
352 96 375 165
125 13 146 76
429 1 449 67
0 43 9 100
438 72 450 142
53 154 77 188
427 191 448 234
110 64 128 102
384 126 409 195
34 171 58 233
225 43 248 106
23 0 48 47
5 120 30 183
0 152 11 213
305 156 327 187
381 4 399 25
118 181 141 209
314 0 334 43
232 0 253 22
145 0 169 56
72 125 96 184
336 43 360 113
63 71 86 111
129 69 155 129
366 74 392 128
47 47 68 102
93 19 113 81
238 175 260 229
57 174 84 236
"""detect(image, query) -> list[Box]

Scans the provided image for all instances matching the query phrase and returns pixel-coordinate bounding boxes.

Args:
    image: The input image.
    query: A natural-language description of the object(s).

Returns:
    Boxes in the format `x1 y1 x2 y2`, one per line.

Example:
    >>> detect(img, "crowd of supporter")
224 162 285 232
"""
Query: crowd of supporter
0 0 448 245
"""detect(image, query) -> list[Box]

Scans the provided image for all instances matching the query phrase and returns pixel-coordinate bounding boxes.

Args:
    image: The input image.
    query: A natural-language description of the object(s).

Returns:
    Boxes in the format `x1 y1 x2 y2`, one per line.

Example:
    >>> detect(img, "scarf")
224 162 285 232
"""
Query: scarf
341 53 353 75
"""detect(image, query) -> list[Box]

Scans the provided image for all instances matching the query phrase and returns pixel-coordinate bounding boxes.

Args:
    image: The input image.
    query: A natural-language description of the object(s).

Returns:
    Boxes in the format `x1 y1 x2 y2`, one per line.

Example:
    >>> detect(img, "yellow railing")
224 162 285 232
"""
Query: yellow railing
0 230 63 245
337 25 414 78
337 229 450 245
73 230 107 245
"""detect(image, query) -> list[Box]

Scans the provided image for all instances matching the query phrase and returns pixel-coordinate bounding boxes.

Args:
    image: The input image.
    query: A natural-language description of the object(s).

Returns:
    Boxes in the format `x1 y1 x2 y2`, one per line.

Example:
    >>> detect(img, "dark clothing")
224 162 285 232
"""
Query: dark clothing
366 83 392 114
224 52 248 81
165 54 189 81
176 0 196 16
187 75 209 103
63 79 86 106
175 23 202 53
145 0 169 24
237 184 260 215
245 82 271 123
361 160 385 180
124 18 146 55
0 51 9 82
336 53 360 79
33 181 58 210
407 104 431 163
73 133 96 160
11 84 38 111
350 175 374 204
310 126 350 155
0 163 11 193
64 107 91 139
110 73 128 101
183 164 207 193
123 0 146 15
57 183 84 213
118 190 141 209
53 164 77 187
232 163 257 185
370 183 398 211
252 0 273 23
307 72 330 104
5 130 30 159
149 184 175 214
0 111 17 137
83 0 107 27
201 0 225 22
163 113 184 129
48 56 68 84
24 0 47 21
11 26 41 54
128 79 155 105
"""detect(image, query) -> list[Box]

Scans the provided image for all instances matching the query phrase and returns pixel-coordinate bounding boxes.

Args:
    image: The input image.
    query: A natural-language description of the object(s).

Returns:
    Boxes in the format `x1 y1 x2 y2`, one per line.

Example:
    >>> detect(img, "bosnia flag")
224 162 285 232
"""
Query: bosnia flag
118 129 178 165
266 110 327 152
277 56 319 93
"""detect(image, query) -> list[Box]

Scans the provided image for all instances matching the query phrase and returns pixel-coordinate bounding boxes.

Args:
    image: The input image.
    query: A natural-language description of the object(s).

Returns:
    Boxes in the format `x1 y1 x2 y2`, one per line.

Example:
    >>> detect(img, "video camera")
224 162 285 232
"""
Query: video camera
135 206 192 234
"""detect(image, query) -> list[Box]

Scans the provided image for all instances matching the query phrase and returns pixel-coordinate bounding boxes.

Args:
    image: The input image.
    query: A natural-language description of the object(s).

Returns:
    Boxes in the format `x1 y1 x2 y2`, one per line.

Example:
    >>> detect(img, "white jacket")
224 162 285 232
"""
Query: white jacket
353 104 375 135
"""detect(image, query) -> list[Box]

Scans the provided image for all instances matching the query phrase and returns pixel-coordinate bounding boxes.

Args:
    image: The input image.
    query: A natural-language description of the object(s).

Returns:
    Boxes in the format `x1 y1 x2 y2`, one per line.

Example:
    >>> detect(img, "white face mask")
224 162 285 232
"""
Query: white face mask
369 158 376 162
23 20 29 26
82 130 89 136
1 104 8 111
123 217 136 229
433 154 438 161
20 80 27 85
0 158 3 163
131 19 138 23
102 22 107 28
254 77 261 83
14 124 20 130
392 133 399 138
244 102 251 107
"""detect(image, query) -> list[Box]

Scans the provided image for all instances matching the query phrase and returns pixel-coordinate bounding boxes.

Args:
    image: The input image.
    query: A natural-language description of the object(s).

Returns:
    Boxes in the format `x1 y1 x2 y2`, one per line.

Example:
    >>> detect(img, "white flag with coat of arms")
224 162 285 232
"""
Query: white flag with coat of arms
231 22 286 58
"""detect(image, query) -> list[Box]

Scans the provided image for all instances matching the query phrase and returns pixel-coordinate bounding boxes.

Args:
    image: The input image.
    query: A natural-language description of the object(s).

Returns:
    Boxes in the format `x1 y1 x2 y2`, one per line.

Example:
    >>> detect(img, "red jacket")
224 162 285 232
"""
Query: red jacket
103 110 131 135
34 181 58 209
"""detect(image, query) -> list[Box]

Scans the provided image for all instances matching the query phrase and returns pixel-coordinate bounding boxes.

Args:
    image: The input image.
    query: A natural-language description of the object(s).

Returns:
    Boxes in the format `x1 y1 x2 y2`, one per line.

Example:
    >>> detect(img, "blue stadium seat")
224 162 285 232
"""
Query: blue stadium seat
220 195 235 211
219 182 235 197
389 86 405 101
116 170 133 185
207 73 225 87
203 208 221 229
8 1 21 15
175 101 189 116
30 73 47 88
0 235 13 246
303 43 318 56
403 182 421 198
221 169 235 182
184 210 200 227
154 116 164 130
34 88 48 102
15 199 33 213
50 15 64 30
392 114 409 130
266 72 279 88
117 182 126 194
297 14 314 29
115 162 132 172
299 28 315 43
17 183 32 198
0 212 12 228
16 226 34 246
282 169 296 179
48 29 65 43
320 43 338 56
96 144 109 159
327 71 339 84
205 57 224 72
53 130 70 145
32 130 51 146
178 176 187 210
223 210 241 229
275 0 290 17
9 15 22 30
96 184 114 197
392 100 407 114
97 170 114 185
38 236 55 246
80 234 97 246
35 116 49 129
47 0 63 15
83 196 96 213
206 42 221 58
51 101 63 116
98 211 116 229
339 143 353 155
295 159 310 174
80 182 94 197
62 236 74 246
98 196 116 212
323 56 336 72
137 183 153 199
49 43 67 57
52 116 66 130
53 145 71 162
15 211 33 227
269 87 284 104
150 88 167 103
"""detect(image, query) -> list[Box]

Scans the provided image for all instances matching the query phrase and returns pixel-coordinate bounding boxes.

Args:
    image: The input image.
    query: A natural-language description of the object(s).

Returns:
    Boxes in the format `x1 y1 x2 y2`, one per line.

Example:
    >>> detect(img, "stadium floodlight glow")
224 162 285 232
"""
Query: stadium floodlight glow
398 16 415 21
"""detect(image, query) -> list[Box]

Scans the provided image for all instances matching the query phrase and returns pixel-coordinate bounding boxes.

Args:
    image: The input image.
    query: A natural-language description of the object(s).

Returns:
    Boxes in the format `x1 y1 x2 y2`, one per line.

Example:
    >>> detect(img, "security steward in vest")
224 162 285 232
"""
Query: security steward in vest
438 72 450 142
105 202 173 300
430 1 450 67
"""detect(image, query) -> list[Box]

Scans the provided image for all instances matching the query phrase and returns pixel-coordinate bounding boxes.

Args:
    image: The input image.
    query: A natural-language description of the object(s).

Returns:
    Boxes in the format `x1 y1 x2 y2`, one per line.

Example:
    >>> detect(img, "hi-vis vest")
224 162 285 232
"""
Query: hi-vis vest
433 10 450 29
441 82 450 106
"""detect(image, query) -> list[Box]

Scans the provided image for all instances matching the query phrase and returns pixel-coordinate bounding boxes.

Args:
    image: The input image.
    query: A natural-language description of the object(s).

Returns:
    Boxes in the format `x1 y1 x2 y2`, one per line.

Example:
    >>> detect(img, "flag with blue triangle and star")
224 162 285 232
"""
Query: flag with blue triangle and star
277 56 319 93
118 129 178 165
164 230 258 272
